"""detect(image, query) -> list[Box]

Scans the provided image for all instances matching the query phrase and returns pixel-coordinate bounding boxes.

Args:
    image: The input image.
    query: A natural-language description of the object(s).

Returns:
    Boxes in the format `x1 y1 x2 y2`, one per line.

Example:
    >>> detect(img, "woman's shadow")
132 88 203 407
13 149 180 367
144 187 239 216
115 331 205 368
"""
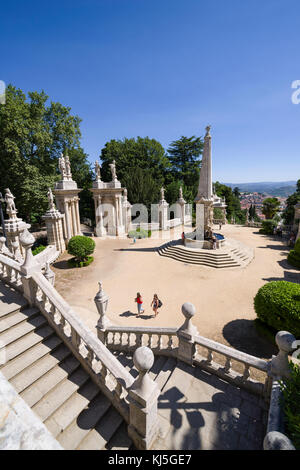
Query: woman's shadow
119 310 153 320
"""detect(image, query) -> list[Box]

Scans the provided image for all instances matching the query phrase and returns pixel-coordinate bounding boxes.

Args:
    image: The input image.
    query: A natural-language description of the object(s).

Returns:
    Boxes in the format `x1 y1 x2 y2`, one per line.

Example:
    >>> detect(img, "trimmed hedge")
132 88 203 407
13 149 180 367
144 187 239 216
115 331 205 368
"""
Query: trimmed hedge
254 281 300 338
128 228 151 239
67 235 95 262
280 362 300 449
288 239 300 269
259 219 277 235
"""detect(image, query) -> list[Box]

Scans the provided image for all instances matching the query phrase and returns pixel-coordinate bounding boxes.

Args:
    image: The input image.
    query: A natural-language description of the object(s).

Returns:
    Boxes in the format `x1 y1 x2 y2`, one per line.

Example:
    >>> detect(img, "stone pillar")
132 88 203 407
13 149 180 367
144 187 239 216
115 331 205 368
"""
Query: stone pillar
128 346 160 450
177 302 199 365
94 282 110 343
94 196 106 237
42 208 66 254
270 331 297 379
44 262 55 286
3 188 30 259
158 188 169 231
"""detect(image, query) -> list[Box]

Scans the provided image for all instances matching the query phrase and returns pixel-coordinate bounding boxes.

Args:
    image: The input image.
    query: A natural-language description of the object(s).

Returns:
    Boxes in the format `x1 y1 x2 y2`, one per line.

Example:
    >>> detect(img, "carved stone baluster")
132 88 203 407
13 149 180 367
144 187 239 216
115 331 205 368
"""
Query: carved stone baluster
136 334 142 348
167 335 173 350
71 327 81 350
101 364 108 384
224 356 231 373
50 303 56 318
206 349 213 365
60 315 66 333
86 345 94 369
148 334 153 348
242 364 250 381
119 332 123 346
115 381 123 400
127 332 131 347
158 335 163 350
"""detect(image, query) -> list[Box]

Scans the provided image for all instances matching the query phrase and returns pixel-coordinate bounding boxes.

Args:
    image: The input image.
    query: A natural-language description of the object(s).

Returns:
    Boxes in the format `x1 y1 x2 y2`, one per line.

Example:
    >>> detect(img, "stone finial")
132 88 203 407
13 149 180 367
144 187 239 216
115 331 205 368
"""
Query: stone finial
4 188 17 219
19 228 38 274
263 431 296 450
131 346 156 399
65 153 72 179
271 331 297 379
94 281 110 330
58 154 67 179
160 187 166 203
180 302 198 336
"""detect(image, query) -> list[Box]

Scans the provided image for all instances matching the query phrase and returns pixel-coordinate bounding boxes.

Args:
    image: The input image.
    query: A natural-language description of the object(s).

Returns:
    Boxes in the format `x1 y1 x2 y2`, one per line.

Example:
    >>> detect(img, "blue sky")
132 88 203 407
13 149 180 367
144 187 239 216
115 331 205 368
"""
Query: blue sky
1 0 300 183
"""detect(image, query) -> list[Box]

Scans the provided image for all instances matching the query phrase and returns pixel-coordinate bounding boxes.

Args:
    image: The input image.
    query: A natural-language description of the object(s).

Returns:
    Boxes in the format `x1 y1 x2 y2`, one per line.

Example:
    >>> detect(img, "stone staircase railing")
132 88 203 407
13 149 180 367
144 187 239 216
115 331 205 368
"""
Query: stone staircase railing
0 232 160 450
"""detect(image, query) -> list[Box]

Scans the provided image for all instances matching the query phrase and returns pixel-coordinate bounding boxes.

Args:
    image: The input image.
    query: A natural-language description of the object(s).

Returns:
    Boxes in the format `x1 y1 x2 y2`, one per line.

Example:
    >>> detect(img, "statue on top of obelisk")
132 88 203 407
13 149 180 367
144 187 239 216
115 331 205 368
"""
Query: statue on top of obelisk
47 188 55 211
109 160 117 181
95 161 101 181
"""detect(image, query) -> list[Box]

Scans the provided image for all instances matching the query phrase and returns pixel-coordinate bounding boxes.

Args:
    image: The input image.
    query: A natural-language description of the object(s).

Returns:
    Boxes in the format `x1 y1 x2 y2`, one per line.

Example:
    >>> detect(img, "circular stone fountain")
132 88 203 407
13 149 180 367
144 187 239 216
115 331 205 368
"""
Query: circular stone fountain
184 231 226 250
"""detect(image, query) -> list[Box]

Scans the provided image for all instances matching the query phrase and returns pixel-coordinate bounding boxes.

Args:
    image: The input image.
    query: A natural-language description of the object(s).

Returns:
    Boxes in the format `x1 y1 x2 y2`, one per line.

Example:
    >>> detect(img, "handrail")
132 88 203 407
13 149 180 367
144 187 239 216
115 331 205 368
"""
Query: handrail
107 325 178 335
194 334 268 372
31 272 134 390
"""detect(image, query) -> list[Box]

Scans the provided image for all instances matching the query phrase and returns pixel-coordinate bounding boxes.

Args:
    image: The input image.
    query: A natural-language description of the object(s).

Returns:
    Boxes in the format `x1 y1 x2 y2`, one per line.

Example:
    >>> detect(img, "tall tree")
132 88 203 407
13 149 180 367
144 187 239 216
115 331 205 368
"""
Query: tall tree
262 197 281 220
167 136 203 200
0 85 92 224
99 137 169 187
282 179 300 225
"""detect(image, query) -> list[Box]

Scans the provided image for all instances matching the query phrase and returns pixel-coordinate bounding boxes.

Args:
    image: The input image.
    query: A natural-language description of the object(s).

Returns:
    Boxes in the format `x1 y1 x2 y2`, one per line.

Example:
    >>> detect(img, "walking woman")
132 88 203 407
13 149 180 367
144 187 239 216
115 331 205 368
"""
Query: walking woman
135 292 144 316
151 294 160 317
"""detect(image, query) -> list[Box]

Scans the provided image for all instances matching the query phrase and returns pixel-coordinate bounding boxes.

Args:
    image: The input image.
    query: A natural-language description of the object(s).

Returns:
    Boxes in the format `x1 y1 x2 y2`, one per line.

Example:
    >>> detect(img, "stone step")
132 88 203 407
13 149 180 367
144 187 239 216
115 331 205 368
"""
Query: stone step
3 324 54 362
0 307 40 334
155 357 177 391
57 392 112 449
149 355 168 380
76 406 124 450
0 333 62 380
0 284 27 319
0 313 47 347
21 355 81 408
31 366 90 422
10 343 72 393
106 422 133 450
159 251 240 268
44 379 101 438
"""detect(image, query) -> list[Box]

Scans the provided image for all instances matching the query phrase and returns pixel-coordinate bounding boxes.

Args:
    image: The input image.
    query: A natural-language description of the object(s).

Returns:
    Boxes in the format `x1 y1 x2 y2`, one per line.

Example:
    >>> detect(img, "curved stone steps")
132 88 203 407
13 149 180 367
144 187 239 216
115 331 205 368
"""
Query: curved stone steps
157 238 254 268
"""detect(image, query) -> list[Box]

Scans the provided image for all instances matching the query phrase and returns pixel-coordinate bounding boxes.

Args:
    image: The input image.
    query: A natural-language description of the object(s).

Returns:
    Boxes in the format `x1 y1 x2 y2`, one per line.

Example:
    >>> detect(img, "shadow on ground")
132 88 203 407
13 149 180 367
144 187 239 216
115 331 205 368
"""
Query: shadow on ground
119 310 153 320
53 259 73 270
222 319 277 359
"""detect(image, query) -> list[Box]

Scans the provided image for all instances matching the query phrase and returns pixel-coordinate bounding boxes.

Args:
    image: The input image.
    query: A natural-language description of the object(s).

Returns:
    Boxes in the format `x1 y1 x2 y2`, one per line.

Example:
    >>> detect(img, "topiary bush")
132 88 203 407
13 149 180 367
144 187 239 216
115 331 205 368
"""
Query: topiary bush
288 239 300 269
259 219 277 235
254 281 300 338
67 235 95 263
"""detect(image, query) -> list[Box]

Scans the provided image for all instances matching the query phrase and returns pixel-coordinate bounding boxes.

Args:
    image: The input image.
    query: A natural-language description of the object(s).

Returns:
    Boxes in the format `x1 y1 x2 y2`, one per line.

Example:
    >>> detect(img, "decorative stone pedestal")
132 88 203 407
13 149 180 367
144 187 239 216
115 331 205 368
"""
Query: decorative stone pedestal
53 153 82 243
3 189 30 259
42 207 66 254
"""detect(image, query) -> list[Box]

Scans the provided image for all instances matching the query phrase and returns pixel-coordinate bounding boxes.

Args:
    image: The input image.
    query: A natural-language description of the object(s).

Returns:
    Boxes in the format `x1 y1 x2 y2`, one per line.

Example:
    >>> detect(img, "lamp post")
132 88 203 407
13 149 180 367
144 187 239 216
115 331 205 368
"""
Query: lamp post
0 192 7 246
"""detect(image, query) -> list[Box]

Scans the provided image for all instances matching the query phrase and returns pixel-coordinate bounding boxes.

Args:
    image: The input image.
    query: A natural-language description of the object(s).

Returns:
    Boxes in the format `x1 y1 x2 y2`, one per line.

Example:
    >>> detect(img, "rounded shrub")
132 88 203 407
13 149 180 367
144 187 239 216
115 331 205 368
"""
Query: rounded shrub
67 235 95 262
259 219 277 235
32 245 46 256
254 281 300 338
288 239 300 270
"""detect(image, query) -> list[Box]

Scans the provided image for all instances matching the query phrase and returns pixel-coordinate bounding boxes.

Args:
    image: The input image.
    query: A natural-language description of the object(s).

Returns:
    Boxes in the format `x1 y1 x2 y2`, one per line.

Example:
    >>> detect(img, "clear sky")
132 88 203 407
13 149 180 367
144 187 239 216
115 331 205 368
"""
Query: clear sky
1 0 300 183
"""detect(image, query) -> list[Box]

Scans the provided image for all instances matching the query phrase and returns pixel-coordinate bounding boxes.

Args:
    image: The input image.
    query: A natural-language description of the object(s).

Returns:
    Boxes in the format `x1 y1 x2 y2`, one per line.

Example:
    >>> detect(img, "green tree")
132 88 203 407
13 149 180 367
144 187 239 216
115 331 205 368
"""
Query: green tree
282 179 300 225
99 137 169 187
0 85 92 224
122 167 160 212
167 136 203 200
262 197 281 220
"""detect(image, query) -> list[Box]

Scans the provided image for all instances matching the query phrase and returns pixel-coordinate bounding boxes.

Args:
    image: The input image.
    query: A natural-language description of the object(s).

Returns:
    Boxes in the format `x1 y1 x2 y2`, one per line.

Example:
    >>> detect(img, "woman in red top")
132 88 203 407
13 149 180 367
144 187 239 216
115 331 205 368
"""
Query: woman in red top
135 292 144 316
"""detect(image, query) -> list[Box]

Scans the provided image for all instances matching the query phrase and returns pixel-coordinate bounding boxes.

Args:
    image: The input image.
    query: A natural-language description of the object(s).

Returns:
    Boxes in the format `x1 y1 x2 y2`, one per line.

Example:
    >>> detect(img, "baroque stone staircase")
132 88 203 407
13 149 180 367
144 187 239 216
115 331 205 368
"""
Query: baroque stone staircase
0 292 134 450
157 238 254 268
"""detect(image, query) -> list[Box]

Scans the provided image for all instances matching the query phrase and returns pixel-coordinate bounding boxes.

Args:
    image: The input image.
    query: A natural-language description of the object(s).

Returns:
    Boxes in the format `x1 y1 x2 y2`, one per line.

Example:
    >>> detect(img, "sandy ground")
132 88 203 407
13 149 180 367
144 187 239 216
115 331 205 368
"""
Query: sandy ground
52 224 299 361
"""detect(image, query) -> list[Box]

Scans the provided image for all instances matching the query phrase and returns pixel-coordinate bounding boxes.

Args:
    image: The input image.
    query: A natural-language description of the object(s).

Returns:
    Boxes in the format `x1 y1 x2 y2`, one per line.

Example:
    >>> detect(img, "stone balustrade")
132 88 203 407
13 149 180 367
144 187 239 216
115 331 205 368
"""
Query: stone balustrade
103 326 178 355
